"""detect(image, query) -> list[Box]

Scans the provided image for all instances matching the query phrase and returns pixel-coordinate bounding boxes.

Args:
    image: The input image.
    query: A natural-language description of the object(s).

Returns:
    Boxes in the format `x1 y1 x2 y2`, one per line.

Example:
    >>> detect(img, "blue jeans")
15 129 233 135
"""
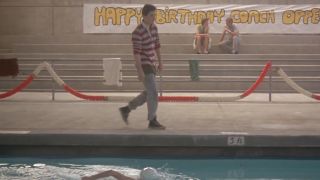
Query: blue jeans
128 73 158 121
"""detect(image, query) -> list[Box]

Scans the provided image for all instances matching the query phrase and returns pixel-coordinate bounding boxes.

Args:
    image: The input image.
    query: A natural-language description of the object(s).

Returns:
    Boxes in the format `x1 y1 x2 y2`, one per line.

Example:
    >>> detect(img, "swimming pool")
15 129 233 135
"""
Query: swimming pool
1 157 320 179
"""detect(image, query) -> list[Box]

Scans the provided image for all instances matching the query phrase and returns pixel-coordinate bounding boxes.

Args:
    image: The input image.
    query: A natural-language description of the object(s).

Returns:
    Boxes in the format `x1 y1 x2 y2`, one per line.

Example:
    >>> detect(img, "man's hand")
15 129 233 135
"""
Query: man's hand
138 71 145 82
157 62 163 72
224 28 230 32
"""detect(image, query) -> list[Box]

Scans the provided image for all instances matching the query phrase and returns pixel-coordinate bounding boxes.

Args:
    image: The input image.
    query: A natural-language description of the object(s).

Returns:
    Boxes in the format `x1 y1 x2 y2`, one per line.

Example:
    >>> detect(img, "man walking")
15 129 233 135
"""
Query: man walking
119 4 165 130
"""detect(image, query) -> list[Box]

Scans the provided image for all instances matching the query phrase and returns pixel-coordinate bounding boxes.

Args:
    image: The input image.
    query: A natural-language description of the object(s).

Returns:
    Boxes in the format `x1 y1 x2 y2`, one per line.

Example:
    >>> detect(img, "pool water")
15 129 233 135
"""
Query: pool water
0 157 320 179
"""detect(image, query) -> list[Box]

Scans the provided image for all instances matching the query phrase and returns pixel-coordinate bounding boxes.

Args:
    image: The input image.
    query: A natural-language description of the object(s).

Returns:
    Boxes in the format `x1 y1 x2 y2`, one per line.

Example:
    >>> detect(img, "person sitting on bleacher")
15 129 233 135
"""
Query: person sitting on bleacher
218 17 240 54
194 18 211 54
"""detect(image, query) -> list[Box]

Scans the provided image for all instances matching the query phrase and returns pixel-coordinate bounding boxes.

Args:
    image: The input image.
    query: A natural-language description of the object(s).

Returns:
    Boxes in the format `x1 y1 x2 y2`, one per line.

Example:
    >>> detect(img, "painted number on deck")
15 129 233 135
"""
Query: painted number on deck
228 136 245 146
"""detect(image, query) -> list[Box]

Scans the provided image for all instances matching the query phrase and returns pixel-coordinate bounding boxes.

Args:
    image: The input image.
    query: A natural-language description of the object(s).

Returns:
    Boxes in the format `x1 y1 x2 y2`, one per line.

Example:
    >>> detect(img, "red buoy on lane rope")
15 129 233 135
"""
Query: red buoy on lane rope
312 94 320 101
240 61 272 98
0 75 34 99
63 84 106 101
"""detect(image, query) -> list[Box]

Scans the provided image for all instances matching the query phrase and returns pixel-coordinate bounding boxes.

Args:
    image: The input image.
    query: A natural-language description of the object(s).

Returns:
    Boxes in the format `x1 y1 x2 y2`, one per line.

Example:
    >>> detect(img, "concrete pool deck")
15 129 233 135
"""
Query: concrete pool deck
0 92 320 157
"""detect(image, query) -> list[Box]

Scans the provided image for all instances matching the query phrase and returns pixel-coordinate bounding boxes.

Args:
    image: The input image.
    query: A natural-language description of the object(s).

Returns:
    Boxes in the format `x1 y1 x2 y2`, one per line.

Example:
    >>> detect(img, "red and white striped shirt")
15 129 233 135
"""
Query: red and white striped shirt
132 22 160 66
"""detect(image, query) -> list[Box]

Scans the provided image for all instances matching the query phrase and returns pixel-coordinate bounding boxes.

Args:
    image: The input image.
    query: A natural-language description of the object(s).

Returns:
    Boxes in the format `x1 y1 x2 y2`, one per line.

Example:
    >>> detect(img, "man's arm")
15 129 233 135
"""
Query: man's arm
232 26 239 36
155 28 162 72
132 30 144 81
156 48 162 71
82 170 135 180
225 27 239 36
220 29 226 42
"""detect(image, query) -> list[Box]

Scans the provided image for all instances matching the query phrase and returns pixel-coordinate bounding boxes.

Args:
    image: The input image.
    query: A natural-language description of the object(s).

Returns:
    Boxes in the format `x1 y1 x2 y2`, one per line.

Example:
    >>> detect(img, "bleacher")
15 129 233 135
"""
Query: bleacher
0 34 320 94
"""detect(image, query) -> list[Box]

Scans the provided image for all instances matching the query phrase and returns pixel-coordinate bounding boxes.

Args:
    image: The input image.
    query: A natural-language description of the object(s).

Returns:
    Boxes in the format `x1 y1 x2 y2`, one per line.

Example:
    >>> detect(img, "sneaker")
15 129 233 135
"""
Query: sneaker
119 106 130 125
148 117 166 130
232 50 238 54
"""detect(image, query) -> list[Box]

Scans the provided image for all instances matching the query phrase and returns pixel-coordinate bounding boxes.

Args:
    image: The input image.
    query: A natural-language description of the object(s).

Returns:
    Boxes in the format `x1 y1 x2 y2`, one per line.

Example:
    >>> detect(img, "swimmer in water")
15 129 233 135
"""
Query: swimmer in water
81 167 163 180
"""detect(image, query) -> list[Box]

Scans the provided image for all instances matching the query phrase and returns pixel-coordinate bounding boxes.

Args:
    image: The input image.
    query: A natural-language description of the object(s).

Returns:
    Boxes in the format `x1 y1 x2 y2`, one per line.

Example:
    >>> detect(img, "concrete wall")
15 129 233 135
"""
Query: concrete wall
0 0 319 49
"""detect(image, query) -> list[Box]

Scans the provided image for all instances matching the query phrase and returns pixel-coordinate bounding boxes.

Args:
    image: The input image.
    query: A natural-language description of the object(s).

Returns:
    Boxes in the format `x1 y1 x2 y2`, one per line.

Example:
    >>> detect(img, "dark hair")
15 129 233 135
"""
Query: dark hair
226 17 233 23
142 4 156 16
201 18 209 26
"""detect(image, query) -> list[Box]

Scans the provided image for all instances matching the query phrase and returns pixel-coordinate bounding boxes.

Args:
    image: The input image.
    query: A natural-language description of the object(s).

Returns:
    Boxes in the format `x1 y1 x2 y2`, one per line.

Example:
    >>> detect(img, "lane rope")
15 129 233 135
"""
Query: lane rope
4 61 316 102
0 75 34 99
277 67 319 101
240 61 272 98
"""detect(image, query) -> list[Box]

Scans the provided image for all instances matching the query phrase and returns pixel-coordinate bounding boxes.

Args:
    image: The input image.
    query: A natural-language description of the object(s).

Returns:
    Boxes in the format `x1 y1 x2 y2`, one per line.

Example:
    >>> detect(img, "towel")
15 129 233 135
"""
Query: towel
103 58 122 86
0 58 19 77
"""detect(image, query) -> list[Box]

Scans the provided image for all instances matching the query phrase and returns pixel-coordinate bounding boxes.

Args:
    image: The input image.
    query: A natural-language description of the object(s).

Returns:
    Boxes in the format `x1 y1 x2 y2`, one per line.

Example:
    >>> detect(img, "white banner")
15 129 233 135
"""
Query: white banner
83 4 320 34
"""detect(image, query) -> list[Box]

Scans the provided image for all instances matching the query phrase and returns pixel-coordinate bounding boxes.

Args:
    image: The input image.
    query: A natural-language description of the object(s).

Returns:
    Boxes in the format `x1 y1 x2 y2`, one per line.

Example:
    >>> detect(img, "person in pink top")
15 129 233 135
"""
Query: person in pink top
194 18 210 54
